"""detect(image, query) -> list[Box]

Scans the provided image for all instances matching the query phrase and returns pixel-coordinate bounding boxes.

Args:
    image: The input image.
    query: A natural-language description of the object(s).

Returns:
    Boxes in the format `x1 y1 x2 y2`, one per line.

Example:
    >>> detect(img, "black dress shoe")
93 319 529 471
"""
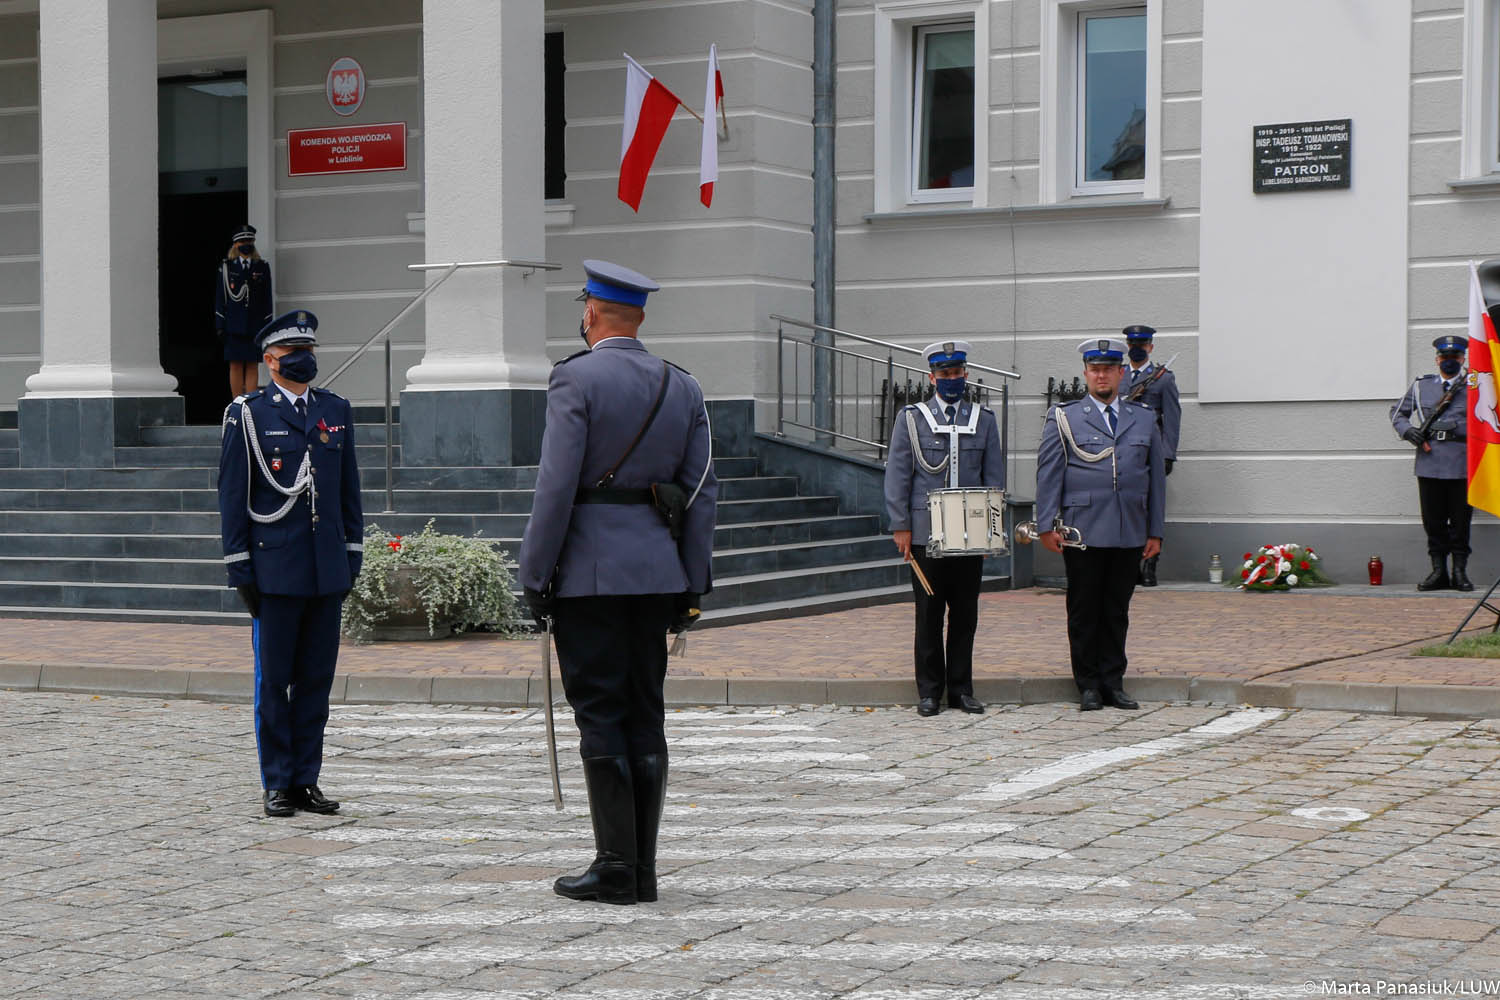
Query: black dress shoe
263 789 296 818
295 785 340 814
1080 689 1103 712
949 694 984 714
1102 688 1139 710
1139 555 1159 588
917 697 941 717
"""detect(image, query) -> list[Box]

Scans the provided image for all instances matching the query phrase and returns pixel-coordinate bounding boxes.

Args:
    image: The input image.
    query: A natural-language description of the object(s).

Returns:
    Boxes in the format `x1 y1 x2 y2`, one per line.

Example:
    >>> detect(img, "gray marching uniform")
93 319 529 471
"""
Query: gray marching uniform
1035 396 1165 696
883 395 1003 704
1390 374 1468 480
518 335 718 761
1126 363 1181 461
1036 398 1166 547
884 396 1005 543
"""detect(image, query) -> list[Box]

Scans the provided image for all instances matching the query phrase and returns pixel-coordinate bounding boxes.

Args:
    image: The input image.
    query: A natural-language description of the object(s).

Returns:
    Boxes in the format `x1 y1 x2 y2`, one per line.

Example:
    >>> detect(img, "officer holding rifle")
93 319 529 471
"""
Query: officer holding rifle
1122 324 1179 586
1390 335 1474 591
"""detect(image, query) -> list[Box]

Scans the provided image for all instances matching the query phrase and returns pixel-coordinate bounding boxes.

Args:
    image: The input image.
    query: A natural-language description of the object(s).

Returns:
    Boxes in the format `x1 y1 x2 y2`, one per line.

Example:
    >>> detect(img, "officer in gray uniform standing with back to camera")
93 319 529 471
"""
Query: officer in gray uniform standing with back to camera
1390 335 1474 591
1035 338 1165 712
1122 324 1179 587
519 260 718 907
218 310 363 817
883 340 1004 718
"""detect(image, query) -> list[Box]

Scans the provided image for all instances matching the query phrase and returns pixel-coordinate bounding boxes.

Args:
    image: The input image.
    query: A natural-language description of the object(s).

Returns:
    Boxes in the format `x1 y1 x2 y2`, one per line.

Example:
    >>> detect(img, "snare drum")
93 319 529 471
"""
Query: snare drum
926 488 1007 557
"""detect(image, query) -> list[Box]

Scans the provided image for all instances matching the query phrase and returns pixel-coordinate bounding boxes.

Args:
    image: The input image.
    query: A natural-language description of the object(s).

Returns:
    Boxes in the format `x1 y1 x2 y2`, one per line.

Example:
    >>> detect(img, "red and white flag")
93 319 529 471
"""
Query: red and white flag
699 44 723 207
619 54 682 212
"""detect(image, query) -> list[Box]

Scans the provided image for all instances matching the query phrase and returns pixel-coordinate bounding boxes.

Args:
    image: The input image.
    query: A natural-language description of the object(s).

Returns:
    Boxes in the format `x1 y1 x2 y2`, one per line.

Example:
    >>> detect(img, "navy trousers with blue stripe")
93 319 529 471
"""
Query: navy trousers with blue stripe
251 594 343 790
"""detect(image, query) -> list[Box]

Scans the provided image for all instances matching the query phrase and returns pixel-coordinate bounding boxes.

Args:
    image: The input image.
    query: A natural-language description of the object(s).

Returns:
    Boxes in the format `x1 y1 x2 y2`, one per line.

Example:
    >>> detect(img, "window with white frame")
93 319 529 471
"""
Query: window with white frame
872 1 989 213
1461 0 1500 178
910 23 975 201
1039 0 1159 203
1074 7 1147 193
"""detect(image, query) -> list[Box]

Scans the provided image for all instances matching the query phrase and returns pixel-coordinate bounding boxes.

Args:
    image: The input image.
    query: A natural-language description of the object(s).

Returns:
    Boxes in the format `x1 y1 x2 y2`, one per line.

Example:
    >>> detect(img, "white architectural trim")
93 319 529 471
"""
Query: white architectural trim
1039 0 1161 204
158 10 276 263
872 0 989 213
1461 0 1499 179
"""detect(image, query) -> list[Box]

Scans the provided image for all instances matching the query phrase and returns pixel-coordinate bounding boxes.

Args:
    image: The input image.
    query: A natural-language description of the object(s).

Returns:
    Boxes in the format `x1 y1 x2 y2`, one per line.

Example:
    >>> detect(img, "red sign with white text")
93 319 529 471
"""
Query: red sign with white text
287 122 407 176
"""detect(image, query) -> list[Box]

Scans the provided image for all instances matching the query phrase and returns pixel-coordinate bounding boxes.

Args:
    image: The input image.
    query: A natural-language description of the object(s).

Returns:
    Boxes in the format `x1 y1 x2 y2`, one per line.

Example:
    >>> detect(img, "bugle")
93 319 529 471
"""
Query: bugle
1014 518 1087 550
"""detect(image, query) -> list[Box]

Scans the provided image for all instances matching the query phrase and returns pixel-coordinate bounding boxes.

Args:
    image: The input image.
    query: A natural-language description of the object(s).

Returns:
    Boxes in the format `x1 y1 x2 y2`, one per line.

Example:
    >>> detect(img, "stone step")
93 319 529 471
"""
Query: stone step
0 605 246 626
0 533 220 560
0 579 242 615
701 558 909 611
0 556 226 587
114 443 402 467
710 536 895 578
141 423 399 447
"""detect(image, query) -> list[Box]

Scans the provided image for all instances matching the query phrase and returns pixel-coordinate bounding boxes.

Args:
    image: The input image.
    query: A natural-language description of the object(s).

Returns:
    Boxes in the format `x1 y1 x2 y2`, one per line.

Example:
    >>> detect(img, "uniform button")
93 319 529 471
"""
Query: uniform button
258 541 264 548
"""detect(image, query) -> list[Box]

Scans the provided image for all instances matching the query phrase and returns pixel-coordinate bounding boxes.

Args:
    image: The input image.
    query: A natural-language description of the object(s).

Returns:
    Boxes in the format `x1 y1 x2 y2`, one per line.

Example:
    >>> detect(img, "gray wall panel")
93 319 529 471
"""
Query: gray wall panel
276 187 422 243
1411 78 1464 135
0 260 39 307
274 32 422 84
274 242 425 297
1410 138 1463 195
0 111 38 157
1411 11 1465 74
0 209 37 255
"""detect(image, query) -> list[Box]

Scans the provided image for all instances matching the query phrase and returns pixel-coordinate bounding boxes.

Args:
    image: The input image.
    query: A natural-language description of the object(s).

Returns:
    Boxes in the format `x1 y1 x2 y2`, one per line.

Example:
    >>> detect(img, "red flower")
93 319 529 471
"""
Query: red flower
388 535 403 552
1258 555 1268 564
1299 561 1310 570
1243 552 1254 561
1241 569 1250 579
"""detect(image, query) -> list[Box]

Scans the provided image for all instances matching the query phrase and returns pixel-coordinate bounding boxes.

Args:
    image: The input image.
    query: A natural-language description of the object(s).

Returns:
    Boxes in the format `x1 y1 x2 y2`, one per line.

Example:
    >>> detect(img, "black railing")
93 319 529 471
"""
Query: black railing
771 315 1020 461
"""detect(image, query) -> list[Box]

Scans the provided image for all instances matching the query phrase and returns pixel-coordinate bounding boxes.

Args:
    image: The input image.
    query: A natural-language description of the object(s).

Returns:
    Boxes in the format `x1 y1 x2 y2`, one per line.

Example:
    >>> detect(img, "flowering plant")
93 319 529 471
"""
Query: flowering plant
342 520 518 641
1231 543 1336 591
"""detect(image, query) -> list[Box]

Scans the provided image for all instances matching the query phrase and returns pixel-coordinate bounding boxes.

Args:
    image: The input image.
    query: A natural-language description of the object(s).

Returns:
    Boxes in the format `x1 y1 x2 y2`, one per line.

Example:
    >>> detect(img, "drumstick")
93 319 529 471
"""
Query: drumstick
906 554 934 597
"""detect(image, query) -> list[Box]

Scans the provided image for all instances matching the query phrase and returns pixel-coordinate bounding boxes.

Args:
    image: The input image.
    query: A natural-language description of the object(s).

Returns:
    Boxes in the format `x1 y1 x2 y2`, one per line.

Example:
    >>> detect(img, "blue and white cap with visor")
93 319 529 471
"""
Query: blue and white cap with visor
922 340 971 369
1079 337 1127 364
576 259 661 307
256 310 319 351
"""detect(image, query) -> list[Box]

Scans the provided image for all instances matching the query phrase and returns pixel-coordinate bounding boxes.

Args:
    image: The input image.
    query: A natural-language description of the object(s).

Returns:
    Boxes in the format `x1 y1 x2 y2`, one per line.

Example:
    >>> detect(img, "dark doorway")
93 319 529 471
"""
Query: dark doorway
158 73 249 425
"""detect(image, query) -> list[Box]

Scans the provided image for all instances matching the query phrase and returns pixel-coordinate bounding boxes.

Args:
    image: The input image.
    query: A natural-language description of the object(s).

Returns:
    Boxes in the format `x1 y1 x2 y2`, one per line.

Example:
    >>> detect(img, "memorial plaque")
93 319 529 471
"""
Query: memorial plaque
1252 119 1351 193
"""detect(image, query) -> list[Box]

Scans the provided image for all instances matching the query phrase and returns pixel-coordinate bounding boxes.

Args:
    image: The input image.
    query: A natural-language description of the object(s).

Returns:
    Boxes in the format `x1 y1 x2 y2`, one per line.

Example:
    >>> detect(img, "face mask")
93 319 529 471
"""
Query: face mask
1127 345 1149 364
237 243 255 256
276 349 318 384
579 318 589 344
935 376 966 402
1439 358 1462 377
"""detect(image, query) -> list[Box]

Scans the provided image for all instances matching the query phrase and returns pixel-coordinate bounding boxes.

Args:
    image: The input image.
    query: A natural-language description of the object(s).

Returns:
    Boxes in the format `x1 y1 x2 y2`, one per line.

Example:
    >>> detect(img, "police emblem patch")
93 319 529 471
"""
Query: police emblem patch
271 457 283 472
1098 339 1109 352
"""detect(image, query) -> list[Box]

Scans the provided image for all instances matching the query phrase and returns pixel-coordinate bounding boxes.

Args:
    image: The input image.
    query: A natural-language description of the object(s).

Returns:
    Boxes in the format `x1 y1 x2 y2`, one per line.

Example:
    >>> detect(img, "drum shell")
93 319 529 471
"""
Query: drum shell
926 488 1007 557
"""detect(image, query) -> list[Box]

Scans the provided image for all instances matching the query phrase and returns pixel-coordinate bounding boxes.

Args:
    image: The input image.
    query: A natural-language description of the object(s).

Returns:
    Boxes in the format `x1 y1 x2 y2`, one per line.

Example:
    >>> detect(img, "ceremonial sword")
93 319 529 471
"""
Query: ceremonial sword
540 618 564 810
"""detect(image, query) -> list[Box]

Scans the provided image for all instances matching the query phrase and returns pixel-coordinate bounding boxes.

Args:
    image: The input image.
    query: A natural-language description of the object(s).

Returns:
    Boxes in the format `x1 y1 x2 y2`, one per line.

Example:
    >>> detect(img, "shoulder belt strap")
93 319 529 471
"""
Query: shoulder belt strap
594 361 672 488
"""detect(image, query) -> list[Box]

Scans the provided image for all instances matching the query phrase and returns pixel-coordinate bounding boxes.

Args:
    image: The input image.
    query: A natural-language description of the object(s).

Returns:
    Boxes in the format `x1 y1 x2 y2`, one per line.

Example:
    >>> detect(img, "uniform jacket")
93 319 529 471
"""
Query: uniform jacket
518 337 719 598
1035 397 1166 549
883 396 1005 544
1126 362 1181 459
1390 374 1468 480
219 385 364 596
215 257 274 338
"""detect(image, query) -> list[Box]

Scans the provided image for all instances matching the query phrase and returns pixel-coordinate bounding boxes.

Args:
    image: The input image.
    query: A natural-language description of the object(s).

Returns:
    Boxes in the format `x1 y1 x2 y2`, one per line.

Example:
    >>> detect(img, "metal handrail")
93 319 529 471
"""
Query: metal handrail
318 257 561 512
769 313 1021 380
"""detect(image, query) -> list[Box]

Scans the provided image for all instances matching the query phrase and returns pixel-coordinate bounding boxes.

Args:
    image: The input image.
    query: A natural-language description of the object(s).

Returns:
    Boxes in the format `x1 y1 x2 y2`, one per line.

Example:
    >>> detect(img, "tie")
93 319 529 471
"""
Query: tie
945 405 956 425
1104 406 1117 436
295 398 307 428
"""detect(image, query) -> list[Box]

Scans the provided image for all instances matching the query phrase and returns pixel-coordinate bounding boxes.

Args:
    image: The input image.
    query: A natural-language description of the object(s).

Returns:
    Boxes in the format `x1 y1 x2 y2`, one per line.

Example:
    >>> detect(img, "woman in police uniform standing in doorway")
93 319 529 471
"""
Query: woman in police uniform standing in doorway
216 224 274 400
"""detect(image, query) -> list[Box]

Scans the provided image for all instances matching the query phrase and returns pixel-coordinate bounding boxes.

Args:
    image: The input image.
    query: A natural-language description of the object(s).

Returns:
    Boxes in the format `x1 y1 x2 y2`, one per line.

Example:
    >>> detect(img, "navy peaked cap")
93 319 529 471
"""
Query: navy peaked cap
1433 335 1467 354
1122 324 1156 341
256 310 319 351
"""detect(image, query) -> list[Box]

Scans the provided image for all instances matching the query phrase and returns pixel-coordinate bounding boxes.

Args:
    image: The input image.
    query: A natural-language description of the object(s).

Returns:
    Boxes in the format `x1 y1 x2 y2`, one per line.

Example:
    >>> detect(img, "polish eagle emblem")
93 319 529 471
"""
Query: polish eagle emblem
331 71 360 105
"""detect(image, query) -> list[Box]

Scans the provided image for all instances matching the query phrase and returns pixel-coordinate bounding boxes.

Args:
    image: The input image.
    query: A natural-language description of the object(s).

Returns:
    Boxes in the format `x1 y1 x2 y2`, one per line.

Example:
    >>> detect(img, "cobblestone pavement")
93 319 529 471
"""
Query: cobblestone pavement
3 692 1500 999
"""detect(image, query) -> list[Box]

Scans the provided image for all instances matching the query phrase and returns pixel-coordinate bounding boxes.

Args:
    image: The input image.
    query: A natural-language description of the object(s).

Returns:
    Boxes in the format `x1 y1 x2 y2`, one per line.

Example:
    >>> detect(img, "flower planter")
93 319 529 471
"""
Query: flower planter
360 567 456 641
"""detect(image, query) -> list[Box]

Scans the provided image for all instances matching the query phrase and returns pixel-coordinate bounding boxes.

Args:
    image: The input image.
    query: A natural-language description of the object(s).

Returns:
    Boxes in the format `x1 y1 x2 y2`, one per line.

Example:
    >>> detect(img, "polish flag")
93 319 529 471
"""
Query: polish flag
619 54 683 211
1467 261 1500 515
699 44 723 207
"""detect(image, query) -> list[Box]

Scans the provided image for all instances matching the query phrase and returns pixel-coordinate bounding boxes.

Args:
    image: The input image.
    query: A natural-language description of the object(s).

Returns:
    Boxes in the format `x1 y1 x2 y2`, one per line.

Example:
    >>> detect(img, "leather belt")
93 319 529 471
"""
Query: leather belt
1430 430 1460 442
575 487 654 504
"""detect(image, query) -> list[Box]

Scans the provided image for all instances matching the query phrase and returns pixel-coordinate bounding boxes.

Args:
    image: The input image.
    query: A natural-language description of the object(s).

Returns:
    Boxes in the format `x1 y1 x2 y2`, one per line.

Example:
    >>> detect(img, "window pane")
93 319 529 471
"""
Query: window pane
917 28 974 190
1082 12 1146 182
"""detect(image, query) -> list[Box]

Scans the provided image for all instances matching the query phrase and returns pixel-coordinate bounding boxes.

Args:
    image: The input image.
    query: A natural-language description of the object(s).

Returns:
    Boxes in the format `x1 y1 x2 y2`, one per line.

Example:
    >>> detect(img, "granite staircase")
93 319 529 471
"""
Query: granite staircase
0 414 916 627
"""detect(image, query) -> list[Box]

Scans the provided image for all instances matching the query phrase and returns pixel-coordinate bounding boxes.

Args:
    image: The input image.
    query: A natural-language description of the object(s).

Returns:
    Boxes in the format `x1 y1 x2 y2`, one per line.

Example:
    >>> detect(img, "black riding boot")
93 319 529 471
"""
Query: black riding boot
1139 555 1159 587
1452 554 1475 592
1417 555 1450 592
554 756 637 905
630 753 668 903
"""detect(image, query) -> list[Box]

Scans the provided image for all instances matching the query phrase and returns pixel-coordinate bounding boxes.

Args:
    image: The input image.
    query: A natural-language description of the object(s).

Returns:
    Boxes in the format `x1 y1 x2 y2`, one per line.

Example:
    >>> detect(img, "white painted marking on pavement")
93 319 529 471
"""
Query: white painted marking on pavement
1291 805 1370 822
968 707 1285 801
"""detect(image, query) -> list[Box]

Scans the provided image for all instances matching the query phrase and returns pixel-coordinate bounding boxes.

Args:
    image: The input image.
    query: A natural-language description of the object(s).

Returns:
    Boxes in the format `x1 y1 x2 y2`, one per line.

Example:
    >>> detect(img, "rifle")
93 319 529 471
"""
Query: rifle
1125 352 1179 403
1413 370 1467 446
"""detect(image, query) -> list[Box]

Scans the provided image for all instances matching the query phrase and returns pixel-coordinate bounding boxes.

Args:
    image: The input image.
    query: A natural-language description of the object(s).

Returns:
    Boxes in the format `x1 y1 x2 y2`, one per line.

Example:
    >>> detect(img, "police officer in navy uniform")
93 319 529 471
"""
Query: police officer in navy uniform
219 310 363 817
519 260 718 906
1036 339 1166 712
1122 324 1179 587
216 225 275 399
883 340 1004 718
1391 335 1474 591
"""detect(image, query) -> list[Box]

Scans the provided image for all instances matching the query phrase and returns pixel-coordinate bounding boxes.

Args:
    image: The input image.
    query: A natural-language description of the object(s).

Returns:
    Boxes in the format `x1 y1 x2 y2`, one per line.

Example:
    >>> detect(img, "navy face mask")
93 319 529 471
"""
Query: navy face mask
1439 358 1463 377
276 349 318 384
935 376 966 402
1127 345 1149 364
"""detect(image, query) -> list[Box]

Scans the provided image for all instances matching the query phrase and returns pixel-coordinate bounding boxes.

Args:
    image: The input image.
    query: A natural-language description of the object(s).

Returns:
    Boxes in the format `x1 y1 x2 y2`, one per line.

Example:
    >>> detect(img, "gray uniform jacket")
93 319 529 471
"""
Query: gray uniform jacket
1126 363 1181 459
883 396 1004 544
518 337 719 597
1390 374 1468 480
1035 398 1166 549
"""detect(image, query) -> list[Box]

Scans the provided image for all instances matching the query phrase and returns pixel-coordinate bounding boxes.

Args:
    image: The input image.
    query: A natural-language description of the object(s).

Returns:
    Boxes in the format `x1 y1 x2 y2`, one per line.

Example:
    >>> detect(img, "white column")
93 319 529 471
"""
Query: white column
407 0 550 392
25 0 175 398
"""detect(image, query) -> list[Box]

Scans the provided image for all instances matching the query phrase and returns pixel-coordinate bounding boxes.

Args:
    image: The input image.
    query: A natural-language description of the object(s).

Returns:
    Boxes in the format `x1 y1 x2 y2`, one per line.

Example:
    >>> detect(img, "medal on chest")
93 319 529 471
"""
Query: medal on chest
271 457 282 472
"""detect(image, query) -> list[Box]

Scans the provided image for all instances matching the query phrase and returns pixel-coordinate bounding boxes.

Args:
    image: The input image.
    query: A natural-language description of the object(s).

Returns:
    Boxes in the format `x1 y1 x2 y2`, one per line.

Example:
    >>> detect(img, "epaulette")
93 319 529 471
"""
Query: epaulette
1129 399 1151 409
554 349 589 367
1418 373 1439 380
665 359 694 376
